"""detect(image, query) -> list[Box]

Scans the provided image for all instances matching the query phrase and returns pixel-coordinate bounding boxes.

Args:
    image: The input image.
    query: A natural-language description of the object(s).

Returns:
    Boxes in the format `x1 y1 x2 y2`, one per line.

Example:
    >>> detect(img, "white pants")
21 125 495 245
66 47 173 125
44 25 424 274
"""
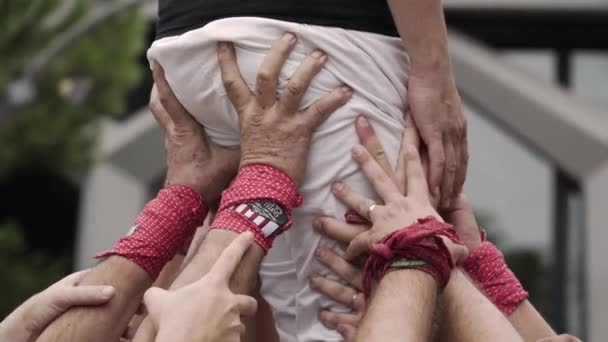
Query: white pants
148 17 408 342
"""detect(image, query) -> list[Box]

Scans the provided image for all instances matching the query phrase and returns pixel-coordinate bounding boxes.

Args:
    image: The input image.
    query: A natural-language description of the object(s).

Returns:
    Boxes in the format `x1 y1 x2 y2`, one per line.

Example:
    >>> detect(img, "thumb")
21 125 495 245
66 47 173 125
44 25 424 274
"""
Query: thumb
143 287 169 326
42 285 115 312
443 194 477 234
235 294 258 316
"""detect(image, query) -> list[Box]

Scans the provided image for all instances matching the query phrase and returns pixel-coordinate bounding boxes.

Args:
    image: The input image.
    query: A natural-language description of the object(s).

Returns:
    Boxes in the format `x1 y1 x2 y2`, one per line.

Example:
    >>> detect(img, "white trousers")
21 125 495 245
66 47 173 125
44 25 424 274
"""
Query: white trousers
148 17 408 342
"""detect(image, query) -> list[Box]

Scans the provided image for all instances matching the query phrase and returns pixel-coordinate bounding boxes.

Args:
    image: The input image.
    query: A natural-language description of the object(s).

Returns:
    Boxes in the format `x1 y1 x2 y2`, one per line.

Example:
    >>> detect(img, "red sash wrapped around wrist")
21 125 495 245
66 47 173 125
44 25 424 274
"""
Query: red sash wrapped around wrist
362 217 461 298
95 185 207 279
210 163 303 252
463 241 529 315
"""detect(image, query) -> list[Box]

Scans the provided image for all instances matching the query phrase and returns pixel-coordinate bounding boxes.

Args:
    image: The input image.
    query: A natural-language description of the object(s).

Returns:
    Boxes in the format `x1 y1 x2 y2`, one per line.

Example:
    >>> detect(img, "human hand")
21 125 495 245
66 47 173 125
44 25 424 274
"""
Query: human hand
441 193 482 252
334 140 442 260
217 34 352 185
143 232 258 342
309 115 422 340
0 270 115 342
151 66 240 205
408 73 468 209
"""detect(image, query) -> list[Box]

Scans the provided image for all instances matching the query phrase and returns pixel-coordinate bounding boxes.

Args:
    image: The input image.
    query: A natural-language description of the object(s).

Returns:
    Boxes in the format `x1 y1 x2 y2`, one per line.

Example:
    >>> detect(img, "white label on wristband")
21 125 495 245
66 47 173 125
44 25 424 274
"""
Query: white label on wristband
126 224 139 236
232 201 286 238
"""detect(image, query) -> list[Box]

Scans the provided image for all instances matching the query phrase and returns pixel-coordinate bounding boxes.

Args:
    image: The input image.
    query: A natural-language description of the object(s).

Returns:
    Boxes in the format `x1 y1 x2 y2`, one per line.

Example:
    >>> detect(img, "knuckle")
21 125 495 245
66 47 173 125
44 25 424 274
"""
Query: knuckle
222 77 239 94
256 70 275 85
446 160 458 173
286 81 304 97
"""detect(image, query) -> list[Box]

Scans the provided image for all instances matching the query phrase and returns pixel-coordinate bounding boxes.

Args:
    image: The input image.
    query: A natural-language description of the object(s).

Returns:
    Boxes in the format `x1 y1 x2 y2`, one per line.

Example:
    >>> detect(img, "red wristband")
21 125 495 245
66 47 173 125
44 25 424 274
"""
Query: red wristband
95 185 207 279
463 241 529 315
362 217 461 298
210 164 303 252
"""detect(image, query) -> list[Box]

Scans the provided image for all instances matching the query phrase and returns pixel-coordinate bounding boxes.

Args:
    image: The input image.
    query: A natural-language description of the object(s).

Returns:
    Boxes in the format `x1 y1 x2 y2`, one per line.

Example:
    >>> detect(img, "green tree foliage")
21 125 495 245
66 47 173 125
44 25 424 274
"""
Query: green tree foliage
0 222 68 319
0 0 145 177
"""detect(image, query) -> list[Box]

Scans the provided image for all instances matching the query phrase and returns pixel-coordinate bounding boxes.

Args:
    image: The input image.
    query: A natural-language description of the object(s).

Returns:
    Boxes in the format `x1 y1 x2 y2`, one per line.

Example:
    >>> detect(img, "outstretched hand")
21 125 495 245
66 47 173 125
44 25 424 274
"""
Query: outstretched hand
144 232 258 342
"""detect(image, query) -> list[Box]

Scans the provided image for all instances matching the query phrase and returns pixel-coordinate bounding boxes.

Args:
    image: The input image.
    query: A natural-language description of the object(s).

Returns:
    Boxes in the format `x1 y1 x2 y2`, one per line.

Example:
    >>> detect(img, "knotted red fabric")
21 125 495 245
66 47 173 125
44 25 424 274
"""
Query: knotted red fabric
362 216 461 298
210 163 303 252
95 185 207 279
463 241 529 315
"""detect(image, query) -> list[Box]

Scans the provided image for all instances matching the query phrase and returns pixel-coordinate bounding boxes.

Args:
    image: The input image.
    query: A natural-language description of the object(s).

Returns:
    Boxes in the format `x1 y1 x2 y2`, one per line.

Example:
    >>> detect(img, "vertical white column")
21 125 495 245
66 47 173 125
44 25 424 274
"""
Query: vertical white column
584 161 608 341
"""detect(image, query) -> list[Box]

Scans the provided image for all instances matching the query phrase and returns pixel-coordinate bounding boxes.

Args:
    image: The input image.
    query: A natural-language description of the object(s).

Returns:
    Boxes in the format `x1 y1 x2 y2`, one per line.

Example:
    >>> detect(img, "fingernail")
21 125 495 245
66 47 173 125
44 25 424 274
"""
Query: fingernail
316 247 325 259
101 286 115 297
337 325 347 335
332 182 344 194
282 32 296 44
341 85 353 97
357 115 369 128
352 144 366 159
310 276 320 288
433 187 440 197
311 50 327 63
312 218 323 230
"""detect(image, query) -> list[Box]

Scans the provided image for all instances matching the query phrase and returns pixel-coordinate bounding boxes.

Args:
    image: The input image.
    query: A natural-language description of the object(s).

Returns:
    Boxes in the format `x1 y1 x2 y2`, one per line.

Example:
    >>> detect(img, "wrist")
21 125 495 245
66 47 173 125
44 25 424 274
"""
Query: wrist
362 217 462 298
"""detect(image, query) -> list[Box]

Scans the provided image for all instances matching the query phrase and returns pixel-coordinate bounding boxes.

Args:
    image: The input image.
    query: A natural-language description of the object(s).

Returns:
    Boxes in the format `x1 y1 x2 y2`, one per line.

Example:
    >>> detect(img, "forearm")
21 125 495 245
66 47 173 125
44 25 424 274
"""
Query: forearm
438 269 523 342
37 256 152 342
171 229 263 293
133 230 264 342
356 270 437 342
388 0 452 77
508 301 556 342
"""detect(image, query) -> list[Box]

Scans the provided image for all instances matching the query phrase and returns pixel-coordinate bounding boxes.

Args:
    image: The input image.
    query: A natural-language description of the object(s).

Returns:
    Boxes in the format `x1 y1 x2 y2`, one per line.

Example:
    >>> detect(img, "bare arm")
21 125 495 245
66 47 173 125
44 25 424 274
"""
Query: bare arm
508 301 556 341
356 270 438 342
438 269 523 342
387 0 468 208
387 0 450 78
37 257 152 342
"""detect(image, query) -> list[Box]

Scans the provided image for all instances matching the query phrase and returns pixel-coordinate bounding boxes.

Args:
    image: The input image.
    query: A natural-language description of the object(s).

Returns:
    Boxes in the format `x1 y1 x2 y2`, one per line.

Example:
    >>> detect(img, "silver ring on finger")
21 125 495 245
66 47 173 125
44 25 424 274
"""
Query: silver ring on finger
351 292 359 307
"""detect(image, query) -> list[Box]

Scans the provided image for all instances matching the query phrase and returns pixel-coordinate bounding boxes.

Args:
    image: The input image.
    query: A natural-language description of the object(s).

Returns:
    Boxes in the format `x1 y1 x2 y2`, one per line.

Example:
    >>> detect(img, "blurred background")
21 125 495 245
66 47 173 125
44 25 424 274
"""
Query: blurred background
0 0 606 340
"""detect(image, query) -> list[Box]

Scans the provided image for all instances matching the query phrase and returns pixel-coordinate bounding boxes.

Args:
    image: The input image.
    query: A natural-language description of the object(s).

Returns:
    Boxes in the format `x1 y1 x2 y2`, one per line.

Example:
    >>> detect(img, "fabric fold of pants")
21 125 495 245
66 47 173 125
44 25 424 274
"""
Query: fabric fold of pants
148 16 409 342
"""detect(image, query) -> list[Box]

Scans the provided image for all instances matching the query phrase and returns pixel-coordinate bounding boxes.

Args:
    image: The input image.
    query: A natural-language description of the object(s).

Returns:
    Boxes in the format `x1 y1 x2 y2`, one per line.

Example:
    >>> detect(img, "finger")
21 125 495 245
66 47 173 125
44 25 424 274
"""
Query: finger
151 64 195 128
235 294 258 316
436 235 469 266
301 85 352 129
310 274 358 307
453 129 469 197
255 33 297 108
337 323 358 342
217 42 252 111
344 232 371 261
313 217 368 244
315 247 363 289
332 182 377 221
404 144 430 201
208 232 254 281
44 285 116 311
143 287 168 326
394 131 408 195
53 269 90 286
319 310 361 329
426 139 445 200
355 116 393 177
404 112 421 149
352 144 401 201
278 49 327 114
440 137 457 208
